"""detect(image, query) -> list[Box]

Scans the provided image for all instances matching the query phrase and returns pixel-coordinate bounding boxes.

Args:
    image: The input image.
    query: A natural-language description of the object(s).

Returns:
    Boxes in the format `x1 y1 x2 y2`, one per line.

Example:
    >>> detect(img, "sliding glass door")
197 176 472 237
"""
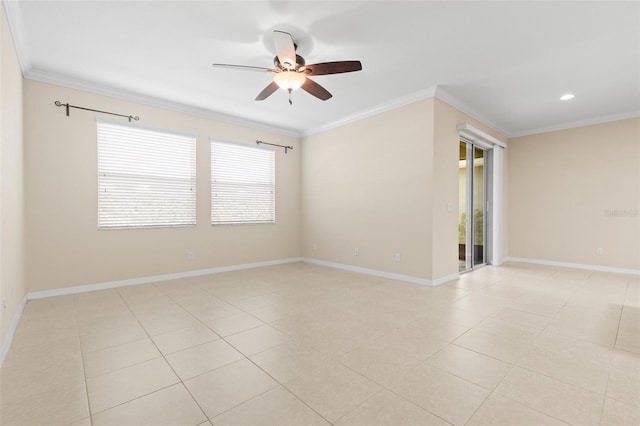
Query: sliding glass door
459 140 489 272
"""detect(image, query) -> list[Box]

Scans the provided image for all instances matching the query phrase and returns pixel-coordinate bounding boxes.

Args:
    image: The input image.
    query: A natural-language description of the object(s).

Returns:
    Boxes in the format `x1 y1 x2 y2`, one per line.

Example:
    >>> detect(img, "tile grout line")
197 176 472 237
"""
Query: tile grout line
159 278 335 425
464 275 594 425
72 294 95 426
6 264 634 425
202 273 438 425
491 386 579 426
337 359 454 425
597 278 631 426
113 285 212 424
611 280 628 352
87 382 187 418
450 275 616 425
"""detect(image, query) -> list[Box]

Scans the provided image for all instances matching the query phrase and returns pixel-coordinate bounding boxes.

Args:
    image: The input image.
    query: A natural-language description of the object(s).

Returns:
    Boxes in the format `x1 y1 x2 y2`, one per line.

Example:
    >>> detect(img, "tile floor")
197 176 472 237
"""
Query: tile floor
1 261 639 426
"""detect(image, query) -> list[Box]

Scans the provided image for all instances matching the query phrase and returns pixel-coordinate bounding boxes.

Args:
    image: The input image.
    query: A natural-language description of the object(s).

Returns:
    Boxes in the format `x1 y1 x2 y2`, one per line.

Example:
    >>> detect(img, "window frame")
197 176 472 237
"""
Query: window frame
97 120 197 230
210 139 276 226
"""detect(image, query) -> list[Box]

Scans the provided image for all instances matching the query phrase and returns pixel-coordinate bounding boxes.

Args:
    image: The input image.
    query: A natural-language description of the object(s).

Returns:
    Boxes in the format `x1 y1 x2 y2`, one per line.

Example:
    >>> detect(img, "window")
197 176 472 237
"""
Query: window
211 140 275 225
97 121 196 229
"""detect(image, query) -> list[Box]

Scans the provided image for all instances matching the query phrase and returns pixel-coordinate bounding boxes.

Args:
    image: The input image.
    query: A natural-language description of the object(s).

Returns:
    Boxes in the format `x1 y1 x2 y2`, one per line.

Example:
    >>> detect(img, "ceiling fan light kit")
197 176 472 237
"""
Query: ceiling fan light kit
274 71 306 91
213 30 362 105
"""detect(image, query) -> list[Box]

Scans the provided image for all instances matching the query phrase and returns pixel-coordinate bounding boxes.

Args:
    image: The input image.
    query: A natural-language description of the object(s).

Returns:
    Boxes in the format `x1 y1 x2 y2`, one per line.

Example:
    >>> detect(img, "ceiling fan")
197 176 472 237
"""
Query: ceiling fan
212 30 362 105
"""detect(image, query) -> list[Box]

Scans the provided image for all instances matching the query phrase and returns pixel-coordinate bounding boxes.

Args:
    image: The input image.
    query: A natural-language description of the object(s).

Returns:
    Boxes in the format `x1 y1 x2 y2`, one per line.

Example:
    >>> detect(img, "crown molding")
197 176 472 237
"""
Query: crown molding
6 0 637 142
302 85 513 139
24 69 303 138
23 68 640 142
508 110 640 138
2 0 30 73
303 86 439 137
434 86 512 138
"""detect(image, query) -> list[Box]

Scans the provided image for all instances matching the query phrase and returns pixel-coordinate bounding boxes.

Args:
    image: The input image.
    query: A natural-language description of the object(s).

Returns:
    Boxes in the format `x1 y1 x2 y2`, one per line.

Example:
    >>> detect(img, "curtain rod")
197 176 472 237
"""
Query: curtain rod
54 101 140 122
256 140 293 153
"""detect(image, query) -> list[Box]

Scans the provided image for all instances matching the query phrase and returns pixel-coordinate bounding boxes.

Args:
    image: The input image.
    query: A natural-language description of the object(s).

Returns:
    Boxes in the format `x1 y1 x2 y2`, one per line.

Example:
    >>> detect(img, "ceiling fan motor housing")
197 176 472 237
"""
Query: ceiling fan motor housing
274 54 306 71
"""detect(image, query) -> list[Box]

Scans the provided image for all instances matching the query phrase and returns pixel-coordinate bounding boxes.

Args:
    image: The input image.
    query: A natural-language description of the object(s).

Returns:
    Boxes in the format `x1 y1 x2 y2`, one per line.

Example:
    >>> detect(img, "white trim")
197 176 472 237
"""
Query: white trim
301 257 459 287
303 86 438 137
210 136 276 152
27 258 302 300
432 272 461 286
509 110 640 138
459 127 506 268
22 256 464 301
457 123 507 148
435 87 511 138
0 294 28 367
504 257 640 276
491 147 504 266
23 70 302 138
2 0 30 74
24 67 640 141
303 85 513 139
96 117 197 140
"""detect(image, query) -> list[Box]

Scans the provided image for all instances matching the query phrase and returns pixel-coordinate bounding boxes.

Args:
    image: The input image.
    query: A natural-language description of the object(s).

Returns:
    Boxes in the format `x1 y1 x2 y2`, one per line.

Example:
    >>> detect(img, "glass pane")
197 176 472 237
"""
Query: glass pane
459 141 468 272
472 147 485 266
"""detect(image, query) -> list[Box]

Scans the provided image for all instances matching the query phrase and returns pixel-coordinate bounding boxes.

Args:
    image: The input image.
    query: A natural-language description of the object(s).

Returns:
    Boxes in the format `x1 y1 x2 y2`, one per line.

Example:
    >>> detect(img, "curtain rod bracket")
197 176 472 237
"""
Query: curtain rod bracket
54 101 139 122
256 140 293 153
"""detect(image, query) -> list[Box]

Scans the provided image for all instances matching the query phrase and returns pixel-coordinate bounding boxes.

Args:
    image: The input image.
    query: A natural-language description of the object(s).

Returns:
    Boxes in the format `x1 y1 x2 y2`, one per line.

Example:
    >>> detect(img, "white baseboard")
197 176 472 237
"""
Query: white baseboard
3 256 459 366
301 257 459 287
432 272 462 286
504 257 640 276
28 257 303 300
1 258 300 367
0 294 28 367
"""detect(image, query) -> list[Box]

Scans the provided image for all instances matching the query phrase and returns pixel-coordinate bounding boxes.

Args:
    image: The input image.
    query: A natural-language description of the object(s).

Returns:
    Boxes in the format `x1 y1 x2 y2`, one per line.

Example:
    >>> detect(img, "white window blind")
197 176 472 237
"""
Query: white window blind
97 121 196 229
211 140 275 225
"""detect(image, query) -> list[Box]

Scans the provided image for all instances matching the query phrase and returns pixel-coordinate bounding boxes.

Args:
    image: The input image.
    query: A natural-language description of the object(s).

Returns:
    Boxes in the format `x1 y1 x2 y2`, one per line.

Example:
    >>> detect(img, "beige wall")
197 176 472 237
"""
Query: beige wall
300 98 508 282
508 118 640 270
432 99 508 279
24 80 301 292
301 100 435 280
11 53 636 311
1 5 26 348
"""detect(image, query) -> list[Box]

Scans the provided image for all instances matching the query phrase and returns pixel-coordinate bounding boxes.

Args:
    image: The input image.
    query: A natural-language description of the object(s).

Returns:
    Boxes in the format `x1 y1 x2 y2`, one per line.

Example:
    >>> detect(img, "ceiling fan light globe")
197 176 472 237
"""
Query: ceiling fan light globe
274 71 306 91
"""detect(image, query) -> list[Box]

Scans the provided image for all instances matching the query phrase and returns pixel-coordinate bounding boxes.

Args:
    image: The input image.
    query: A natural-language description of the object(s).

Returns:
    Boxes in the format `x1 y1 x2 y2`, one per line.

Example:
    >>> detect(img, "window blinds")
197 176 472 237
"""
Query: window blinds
211 140 275 225
97 121 196 229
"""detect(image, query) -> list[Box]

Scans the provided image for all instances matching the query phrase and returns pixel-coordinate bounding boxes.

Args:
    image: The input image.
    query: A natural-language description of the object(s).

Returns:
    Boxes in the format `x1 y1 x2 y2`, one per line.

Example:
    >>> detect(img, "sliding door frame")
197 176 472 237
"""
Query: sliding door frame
460 138 490 273
457 123 506 268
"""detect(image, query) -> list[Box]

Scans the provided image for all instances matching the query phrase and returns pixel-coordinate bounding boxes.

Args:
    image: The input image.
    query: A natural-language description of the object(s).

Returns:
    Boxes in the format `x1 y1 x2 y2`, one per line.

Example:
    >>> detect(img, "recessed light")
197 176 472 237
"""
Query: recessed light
560 93 575 101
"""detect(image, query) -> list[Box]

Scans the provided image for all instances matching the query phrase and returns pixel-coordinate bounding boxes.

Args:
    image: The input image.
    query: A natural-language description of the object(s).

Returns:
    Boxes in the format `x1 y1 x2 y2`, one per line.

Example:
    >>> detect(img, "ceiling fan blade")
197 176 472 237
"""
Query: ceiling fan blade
273 30 296 70
304 61 362 76
255 81 280 101
301 78 332 101
212 63 277 73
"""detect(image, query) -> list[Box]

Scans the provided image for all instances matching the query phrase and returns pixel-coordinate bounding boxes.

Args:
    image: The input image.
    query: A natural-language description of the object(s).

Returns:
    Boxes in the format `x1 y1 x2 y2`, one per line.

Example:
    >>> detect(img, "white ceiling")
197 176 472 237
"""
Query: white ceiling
5 0 640 137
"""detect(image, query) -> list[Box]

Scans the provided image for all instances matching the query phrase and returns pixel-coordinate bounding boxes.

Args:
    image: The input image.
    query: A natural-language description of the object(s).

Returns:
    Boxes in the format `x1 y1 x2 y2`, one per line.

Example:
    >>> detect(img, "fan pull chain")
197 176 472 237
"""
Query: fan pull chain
288 89 293 105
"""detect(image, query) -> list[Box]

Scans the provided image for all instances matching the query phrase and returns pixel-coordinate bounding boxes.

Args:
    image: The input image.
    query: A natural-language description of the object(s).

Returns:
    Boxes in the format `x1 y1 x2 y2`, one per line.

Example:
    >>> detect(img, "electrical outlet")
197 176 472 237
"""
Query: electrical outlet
312 243 317 251
188 251 195 260
394 253 401 263
2 300 6 311
596 247 603 256
354 248 359 256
